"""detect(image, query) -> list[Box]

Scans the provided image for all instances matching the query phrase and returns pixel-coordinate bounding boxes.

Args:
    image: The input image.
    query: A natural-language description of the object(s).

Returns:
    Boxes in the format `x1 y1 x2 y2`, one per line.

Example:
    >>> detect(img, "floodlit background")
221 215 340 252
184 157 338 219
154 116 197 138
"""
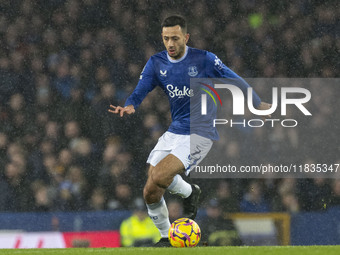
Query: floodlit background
0 0 339 248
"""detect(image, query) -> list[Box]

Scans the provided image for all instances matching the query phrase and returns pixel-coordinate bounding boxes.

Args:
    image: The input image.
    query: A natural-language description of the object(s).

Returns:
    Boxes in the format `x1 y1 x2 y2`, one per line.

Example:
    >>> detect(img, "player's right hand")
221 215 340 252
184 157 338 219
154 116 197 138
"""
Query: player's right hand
108 105 135 117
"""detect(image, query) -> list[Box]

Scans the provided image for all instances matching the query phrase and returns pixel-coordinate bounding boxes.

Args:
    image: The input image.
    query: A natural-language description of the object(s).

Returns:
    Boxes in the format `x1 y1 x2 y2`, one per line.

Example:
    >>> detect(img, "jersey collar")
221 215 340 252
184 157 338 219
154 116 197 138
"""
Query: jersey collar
167 46 188 63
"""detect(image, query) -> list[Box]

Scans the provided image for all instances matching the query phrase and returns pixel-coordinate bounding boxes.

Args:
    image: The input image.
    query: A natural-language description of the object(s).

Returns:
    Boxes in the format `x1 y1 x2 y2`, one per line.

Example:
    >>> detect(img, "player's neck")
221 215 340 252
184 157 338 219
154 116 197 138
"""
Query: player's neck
167 46 188 63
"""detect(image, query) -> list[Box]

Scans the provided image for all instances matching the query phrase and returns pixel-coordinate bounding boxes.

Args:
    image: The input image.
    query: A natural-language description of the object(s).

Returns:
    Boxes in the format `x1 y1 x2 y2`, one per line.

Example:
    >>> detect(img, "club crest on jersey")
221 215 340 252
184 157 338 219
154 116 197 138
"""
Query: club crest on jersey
188 66 198 77
160 70 167 77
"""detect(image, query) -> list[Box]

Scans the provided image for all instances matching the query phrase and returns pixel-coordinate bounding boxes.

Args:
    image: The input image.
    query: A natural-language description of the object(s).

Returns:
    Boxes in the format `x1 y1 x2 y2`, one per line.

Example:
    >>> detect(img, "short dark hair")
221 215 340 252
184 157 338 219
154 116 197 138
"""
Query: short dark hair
161 15 187 33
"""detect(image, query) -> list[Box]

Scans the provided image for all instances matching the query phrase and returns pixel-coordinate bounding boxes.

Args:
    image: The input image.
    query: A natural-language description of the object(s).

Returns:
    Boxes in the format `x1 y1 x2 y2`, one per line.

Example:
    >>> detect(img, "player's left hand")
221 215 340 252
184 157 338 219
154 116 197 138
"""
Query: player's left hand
257 102 272 120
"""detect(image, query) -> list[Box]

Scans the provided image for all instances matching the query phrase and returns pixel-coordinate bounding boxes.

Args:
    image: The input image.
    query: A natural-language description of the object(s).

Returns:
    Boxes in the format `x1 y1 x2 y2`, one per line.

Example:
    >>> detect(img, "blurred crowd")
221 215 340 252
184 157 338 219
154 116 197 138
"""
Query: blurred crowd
0 0 339 215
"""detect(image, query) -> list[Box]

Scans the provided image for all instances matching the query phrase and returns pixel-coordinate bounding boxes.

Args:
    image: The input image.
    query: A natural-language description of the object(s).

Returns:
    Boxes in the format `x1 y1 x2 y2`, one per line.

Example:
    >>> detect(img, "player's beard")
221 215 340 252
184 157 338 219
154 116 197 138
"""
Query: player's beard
170 44 185 59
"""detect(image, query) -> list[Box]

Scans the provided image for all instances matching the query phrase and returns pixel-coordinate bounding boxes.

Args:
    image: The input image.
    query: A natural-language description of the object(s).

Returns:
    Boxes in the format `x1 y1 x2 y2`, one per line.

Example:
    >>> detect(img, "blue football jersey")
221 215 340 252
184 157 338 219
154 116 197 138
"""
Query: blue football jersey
125 46 261 140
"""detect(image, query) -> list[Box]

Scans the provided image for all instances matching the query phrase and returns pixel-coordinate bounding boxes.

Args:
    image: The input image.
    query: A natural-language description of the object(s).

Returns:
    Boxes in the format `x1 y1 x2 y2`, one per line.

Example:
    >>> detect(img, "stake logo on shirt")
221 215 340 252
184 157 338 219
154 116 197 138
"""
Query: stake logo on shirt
167 84 194 98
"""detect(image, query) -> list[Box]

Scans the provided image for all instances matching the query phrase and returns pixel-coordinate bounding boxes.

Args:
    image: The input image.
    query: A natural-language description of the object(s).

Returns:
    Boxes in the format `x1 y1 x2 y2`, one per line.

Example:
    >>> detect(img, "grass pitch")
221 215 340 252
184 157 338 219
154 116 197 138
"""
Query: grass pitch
1 246 340 255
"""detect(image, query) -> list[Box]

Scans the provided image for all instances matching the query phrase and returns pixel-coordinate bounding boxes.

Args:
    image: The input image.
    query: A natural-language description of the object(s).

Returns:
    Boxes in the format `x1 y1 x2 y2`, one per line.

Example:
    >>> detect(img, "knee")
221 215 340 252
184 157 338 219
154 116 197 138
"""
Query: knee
151 169 172 189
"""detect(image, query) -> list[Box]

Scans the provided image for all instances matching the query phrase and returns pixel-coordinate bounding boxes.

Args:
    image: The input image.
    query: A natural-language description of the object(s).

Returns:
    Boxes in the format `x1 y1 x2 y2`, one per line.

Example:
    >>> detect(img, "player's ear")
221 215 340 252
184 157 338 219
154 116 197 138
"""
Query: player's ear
185 33 190 43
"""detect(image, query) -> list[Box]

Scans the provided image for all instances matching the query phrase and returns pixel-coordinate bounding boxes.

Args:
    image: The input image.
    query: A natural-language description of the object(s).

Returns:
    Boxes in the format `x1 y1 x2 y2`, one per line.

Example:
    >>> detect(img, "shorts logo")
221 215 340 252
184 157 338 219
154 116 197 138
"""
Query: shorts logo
188 66 198 77
187 147 202 170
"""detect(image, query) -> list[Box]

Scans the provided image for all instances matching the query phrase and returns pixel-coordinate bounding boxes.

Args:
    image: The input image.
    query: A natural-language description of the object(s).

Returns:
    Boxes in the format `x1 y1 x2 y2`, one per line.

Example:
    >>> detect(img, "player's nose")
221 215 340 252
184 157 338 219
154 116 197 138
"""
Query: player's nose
168 39 175 47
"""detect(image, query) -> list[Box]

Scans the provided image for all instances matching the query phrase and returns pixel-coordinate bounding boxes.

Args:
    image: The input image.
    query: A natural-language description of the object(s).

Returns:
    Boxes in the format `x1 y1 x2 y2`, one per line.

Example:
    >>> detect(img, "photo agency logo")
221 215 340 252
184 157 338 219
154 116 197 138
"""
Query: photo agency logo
200 81 312 128
191 78 339 179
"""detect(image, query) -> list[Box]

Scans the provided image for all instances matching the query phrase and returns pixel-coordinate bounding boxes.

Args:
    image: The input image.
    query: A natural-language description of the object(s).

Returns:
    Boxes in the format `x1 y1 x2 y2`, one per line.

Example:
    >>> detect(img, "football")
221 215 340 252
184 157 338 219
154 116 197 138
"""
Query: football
168 218 201 247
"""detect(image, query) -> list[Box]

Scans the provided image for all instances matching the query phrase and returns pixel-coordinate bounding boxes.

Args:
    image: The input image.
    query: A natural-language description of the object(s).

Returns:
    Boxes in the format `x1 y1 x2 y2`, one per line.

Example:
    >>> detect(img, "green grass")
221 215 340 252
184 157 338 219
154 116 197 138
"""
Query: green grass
1 246 340 255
